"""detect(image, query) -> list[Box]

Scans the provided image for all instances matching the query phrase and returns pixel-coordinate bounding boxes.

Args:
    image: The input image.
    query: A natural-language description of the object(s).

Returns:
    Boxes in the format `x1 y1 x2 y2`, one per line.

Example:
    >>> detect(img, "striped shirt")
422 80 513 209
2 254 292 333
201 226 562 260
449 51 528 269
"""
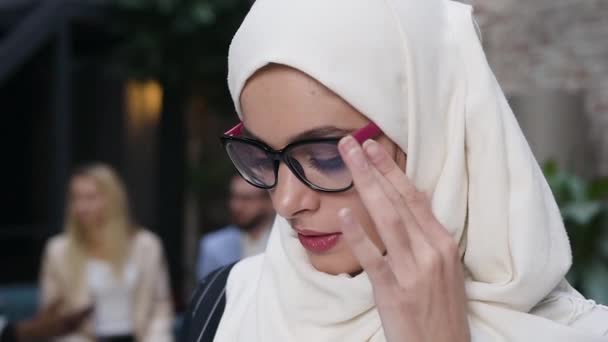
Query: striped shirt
182 263 236 342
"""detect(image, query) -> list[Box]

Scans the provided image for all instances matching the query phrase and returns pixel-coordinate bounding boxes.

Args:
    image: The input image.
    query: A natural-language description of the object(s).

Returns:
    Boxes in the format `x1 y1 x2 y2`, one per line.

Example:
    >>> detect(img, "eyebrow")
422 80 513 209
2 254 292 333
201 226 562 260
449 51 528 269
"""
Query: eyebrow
242 126 354 145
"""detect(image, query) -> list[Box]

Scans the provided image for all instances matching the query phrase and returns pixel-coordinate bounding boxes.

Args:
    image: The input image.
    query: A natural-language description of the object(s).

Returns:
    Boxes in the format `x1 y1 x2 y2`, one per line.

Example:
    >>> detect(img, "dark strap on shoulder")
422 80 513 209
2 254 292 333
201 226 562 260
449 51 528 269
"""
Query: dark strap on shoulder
182 262 237 342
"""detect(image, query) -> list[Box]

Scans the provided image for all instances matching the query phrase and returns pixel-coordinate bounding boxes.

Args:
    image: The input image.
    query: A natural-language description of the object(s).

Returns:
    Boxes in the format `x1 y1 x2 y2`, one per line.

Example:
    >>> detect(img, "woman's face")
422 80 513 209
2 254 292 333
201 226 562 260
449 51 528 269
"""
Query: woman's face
240 65 405 275
69 175 106 229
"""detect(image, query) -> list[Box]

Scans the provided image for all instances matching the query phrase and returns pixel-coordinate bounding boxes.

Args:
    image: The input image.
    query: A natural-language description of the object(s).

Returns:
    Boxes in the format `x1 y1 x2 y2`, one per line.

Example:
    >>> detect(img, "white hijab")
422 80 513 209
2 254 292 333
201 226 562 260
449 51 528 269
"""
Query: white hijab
216 0 608 341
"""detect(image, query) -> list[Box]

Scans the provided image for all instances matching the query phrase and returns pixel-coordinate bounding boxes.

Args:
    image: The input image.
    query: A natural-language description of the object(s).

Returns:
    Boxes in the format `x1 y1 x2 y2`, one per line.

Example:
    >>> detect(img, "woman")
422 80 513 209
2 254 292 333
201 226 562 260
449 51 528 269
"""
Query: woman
184 0 608 341
40 164 174 342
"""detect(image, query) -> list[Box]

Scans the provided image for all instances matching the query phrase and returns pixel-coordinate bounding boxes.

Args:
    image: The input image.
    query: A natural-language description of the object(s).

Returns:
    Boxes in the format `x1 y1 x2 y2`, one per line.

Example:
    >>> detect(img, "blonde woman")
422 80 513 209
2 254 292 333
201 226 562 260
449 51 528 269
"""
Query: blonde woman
40 163 174 342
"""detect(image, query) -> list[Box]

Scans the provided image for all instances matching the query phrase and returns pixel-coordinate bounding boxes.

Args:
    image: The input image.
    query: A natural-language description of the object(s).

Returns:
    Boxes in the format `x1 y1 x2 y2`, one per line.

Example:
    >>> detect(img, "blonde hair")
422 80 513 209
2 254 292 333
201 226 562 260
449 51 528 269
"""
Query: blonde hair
64 163 135 286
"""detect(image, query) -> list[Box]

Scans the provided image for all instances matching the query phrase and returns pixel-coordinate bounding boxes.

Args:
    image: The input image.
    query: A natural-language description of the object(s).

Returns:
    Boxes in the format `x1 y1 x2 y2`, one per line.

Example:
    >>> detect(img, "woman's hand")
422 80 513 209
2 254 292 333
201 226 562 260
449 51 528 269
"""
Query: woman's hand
16 300 93 342
338 136 470 342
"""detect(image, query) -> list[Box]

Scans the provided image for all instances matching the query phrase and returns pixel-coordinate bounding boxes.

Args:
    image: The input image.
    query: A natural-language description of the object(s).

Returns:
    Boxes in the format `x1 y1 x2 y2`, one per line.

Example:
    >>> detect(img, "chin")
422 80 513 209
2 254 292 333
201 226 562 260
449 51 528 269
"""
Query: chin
308 251 362 276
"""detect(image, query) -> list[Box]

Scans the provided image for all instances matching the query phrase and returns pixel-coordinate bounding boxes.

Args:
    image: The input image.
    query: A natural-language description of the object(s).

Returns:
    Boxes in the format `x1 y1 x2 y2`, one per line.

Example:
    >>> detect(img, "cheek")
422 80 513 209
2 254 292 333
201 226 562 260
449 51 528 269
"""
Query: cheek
73 197 91 212
251 203 265 214
70 199 84 216
229 200 240 212
90 197 106 217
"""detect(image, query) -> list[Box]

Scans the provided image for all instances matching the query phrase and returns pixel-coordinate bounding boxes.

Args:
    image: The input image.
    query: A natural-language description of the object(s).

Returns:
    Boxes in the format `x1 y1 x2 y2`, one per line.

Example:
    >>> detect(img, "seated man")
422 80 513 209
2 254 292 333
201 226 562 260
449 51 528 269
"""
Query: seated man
196 175 274 280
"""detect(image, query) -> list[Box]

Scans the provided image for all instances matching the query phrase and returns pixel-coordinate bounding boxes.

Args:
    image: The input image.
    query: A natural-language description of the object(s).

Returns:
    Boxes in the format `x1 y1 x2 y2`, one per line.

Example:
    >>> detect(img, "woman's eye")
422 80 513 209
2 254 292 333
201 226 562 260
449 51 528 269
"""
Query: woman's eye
307 155 345 172
250 157 273 170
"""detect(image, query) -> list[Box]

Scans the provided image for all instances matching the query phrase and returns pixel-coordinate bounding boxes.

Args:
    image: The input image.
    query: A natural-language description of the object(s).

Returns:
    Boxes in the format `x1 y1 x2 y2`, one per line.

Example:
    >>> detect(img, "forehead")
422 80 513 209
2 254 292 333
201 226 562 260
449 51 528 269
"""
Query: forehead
71 175 98 191
239 65 369 148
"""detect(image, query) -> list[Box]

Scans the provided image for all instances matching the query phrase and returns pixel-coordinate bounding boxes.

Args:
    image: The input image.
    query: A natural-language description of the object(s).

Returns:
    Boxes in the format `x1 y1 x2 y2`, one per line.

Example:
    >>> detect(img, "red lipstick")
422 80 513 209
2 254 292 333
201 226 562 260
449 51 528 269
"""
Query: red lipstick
296 229 341 253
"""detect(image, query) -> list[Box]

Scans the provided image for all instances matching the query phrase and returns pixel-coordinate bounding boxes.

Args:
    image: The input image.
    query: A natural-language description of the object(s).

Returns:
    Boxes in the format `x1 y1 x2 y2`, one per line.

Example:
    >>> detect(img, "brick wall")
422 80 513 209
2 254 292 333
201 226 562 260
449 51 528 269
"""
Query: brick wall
465 0 608 174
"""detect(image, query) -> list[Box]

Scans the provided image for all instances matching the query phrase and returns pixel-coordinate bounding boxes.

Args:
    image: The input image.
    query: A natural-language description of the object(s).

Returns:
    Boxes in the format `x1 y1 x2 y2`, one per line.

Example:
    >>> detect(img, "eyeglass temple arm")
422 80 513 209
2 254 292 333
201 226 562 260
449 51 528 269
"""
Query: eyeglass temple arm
352 122 381 144
224 121 382 143
224 122 244 136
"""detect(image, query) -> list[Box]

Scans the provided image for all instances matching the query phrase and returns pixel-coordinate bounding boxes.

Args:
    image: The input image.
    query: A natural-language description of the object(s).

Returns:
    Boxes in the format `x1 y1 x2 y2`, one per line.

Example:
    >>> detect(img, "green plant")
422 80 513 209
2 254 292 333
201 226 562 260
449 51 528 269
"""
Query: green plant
107 0 252 231
108 0 252 113
543 161 608 304
110 0 250 80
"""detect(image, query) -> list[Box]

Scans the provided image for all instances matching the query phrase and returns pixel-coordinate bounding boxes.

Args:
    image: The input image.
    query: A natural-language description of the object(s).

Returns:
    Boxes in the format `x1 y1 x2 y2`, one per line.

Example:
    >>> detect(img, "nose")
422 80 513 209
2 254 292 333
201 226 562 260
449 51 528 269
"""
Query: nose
271 163 318 218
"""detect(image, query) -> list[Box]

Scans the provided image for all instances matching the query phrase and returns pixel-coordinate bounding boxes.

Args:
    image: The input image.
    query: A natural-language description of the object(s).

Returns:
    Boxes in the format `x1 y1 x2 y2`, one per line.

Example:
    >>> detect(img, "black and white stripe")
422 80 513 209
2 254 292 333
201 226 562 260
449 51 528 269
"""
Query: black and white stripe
182 263 236 342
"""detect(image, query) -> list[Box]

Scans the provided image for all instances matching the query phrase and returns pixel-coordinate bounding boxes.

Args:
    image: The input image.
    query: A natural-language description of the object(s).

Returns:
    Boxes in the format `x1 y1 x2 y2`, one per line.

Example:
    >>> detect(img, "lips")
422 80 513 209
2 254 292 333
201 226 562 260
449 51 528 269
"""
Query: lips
296 229 342 253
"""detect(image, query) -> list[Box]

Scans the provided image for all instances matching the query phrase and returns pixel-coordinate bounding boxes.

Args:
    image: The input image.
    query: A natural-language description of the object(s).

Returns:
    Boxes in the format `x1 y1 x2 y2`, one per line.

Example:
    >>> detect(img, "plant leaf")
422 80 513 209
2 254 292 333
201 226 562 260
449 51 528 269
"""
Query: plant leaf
562 201 603 226
590 178 608 200
581 261 608 305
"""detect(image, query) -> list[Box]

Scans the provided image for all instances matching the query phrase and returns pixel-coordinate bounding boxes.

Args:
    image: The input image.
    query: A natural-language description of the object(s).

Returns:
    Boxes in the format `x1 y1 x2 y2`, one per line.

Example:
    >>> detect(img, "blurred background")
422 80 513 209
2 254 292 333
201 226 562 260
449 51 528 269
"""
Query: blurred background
0 0 606 339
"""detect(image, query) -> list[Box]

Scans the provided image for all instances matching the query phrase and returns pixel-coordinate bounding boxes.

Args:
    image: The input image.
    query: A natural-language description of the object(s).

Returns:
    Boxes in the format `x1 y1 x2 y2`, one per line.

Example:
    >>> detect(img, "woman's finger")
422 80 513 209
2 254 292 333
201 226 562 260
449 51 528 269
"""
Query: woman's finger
361 140 432 250
339 208 396 287
339 136 414 266
363 139 463 291
368 167 426 275
362 140 452 244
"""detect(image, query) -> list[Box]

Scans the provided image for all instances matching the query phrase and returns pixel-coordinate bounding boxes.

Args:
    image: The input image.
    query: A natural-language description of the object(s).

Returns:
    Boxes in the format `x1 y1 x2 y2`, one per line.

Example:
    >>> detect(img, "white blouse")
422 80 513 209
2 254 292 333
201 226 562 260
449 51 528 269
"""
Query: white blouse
86 257 137 337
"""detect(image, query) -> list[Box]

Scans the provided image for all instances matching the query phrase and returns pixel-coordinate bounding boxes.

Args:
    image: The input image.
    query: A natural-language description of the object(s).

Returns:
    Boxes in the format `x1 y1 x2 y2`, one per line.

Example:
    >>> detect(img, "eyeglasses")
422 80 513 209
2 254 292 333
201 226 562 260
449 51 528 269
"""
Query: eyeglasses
220 122 383 192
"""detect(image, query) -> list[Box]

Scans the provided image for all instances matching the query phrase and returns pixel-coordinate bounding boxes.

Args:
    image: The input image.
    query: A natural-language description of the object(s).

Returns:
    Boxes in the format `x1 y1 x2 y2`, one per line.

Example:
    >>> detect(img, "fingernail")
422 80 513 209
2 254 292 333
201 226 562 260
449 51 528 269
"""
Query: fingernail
363 140 382 163
339 135 357 152
340 136 368 170
339 208 354 225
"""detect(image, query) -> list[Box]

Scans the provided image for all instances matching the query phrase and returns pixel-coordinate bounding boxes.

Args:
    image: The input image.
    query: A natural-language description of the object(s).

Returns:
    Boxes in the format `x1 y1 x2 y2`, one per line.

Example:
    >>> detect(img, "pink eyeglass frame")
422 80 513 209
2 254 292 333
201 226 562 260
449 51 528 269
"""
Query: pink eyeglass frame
223 121 382 145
